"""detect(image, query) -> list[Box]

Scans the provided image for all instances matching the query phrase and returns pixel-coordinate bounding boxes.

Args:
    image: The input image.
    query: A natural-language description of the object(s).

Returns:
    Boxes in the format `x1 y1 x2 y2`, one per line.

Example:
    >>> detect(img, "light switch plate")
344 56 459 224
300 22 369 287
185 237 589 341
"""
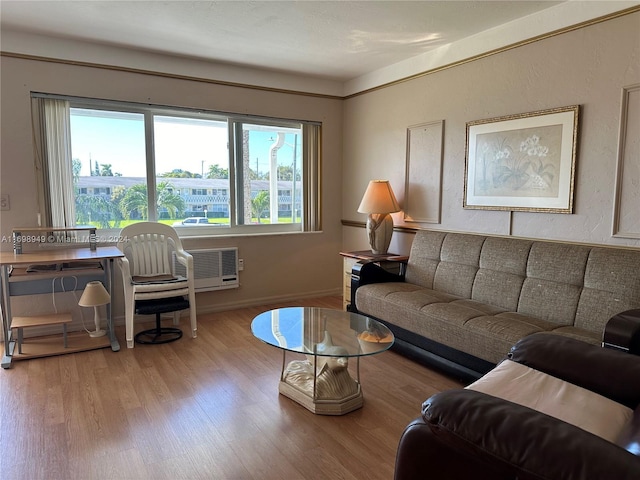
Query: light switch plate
0 194 9 211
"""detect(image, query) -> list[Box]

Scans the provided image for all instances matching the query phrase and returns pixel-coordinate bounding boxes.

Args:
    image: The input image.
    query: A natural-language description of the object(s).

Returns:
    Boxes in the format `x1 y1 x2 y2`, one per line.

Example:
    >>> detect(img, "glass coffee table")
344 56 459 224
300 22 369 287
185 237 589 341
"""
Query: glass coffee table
251 307 394 415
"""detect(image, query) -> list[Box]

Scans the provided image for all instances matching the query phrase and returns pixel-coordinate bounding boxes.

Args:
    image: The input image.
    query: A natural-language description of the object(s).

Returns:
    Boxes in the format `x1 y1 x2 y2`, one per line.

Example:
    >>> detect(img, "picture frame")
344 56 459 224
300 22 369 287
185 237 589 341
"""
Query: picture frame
612 84 640 239
464 105 579 213
404 120 444 224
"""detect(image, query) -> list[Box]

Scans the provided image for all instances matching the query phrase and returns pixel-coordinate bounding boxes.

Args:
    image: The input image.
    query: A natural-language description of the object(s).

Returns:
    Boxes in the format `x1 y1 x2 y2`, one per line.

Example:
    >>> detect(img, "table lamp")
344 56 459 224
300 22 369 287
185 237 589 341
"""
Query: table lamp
357 180 400 254
79 281 110 338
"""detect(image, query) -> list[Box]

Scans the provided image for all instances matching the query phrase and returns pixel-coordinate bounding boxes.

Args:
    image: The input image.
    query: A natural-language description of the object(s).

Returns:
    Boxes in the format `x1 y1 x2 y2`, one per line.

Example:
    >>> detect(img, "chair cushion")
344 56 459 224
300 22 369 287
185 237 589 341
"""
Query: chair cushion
135 296 190 315
133 278 189 294
466 359 633 443
132 274 185 284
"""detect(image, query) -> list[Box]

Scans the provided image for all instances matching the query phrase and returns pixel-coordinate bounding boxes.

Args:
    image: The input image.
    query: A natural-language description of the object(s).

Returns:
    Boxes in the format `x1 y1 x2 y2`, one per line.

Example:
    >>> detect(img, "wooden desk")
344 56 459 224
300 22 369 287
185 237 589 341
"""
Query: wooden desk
0 246 124 368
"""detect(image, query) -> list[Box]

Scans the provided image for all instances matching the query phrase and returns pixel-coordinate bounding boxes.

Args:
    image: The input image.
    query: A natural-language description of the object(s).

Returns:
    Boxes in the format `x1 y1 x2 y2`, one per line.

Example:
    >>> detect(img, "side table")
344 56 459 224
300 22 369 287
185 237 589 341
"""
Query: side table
339 250 408 311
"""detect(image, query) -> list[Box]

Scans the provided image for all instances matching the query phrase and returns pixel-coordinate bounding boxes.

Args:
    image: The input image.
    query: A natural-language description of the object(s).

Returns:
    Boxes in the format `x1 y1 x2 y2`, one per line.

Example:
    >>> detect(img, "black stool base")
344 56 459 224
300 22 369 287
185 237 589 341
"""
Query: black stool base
134 296 190 346
135 325 183 345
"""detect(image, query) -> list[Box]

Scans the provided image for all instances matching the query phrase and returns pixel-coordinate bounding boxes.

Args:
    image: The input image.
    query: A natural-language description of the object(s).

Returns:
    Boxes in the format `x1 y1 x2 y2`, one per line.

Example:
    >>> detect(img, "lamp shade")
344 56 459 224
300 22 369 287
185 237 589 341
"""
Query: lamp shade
357 180 400 214
79 281 110 307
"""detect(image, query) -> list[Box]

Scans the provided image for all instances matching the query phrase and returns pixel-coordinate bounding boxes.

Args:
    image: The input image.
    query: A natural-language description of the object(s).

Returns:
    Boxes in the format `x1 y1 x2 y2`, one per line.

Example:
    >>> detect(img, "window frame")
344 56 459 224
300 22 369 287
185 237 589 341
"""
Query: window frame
33 93 322 237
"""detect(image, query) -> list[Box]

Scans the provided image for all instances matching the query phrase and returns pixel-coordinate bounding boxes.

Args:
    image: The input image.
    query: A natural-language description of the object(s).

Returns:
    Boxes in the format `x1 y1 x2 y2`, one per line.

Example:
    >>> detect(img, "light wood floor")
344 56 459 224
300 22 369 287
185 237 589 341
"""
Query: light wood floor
0 296 462 480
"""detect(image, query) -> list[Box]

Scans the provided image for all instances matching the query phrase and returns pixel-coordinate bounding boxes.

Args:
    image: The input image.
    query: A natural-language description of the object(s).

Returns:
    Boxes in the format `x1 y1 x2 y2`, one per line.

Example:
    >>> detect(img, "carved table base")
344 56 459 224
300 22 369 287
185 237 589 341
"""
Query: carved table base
279 356 364 415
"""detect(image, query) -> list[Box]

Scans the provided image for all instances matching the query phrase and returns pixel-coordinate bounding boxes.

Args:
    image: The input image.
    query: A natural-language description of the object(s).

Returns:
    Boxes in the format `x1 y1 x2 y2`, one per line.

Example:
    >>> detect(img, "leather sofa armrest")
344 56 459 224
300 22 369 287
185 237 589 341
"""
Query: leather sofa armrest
349 260 405 313
604 309 640 355
409 389 640 480
507 333 640 409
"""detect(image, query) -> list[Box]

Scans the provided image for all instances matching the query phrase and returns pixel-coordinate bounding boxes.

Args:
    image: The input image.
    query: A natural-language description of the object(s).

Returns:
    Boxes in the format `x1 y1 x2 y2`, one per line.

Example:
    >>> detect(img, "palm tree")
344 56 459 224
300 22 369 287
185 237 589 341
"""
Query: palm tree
252 190 269 223
120 184 148 220
206 164 229 179
76 194 119 228
99 163 114 176
120 182 185 220
161 169 200 178
74 158 121 228
72 158 82 181
156 181 184 218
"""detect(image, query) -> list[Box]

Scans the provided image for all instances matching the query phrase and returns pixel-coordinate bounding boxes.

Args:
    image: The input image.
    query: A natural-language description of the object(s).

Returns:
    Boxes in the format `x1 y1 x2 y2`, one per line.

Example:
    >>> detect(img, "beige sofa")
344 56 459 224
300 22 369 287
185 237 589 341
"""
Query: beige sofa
351 230 640 380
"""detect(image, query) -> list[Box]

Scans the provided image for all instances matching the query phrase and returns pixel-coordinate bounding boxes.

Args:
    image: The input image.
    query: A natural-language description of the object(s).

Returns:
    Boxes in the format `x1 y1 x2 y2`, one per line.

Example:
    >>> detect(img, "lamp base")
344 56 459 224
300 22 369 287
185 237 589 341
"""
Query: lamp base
366 213 394 254
89 308 106 338
89 329 106 338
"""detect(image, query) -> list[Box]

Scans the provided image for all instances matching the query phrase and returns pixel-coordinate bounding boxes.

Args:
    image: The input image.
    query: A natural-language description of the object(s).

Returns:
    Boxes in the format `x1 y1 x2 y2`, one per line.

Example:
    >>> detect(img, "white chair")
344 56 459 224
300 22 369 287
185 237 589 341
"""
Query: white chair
117 222 197 348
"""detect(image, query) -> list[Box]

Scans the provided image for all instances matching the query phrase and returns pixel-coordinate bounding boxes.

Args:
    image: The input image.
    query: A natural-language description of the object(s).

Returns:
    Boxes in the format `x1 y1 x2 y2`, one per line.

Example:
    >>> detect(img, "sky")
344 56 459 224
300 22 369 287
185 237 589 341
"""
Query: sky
69 109 300 178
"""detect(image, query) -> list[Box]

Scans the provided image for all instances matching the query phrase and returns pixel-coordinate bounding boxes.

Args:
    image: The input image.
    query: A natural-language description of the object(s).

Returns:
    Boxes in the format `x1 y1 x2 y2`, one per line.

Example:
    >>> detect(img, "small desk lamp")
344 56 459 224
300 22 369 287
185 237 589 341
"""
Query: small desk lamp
79 281 110 338
357 180 400 254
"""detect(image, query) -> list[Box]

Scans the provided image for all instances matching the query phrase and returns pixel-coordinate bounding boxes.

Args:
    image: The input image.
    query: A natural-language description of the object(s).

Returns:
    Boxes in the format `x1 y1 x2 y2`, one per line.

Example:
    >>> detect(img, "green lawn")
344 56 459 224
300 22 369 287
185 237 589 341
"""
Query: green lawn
83 217 295 228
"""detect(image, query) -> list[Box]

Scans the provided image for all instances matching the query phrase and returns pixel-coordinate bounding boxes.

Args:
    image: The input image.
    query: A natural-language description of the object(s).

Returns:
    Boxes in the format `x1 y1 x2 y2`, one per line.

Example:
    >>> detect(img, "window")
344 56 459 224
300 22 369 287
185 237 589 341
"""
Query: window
32 95 321 235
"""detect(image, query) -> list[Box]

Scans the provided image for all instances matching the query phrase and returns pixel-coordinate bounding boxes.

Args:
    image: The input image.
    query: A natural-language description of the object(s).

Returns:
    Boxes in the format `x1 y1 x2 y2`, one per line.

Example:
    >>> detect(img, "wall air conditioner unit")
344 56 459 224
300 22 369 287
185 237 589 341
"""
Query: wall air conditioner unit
172 248 239 292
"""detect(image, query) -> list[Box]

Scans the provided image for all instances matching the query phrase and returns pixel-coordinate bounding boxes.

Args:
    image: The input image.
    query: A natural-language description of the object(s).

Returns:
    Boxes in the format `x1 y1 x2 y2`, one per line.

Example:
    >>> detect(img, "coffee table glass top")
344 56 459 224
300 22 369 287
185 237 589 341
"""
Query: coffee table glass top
251 307 394 357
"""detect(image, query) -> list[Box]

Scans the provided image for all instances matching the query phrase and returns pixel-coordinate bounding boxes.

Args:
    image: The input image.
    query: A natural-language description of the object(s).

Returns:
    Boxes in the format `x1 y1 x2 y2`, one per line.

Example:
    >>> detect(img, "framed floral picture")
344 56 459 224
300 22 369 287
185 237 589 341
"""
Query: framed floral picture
463 105 579 213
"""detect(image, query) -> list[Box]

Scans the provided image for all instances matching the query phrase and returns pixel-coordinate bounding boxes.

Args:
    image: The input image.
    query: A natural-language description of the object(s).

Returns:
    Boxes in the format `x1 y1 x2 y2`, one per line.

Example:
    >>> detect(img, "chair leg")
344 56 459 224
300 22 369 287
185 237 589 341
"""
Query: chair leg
172 311 180 326
189 290 197 338
126 302 135 349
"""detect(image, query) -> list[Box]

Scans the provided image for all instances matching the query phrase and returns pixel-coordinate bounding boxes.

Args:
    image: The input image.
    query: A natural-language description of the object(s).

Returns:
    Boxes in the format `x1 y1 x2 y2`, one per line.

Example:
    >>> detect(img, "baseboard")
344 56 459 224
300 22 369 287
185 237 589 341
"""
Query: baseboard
109 288 342 327
1 289 342 340
192 288 342 316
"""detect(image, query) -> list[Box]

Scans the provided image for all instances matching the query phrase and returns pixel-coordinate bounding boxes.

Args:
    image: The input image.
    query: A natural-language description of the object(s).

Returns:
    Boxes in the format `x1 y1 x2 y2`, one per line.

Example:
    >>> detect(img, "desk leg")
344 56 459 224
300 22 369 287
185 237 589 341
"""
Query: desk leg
1 339 15 369
1 265 15 368
105 259 120 352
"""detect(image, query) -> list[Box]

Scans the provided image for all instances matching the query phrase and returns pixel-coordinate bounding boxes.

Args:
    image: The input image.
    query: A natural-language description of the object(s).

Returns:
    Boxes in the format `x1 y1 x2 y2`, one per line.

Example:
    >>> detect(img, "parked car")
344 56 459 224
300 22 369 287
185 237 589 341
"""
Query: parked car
173 217 210 226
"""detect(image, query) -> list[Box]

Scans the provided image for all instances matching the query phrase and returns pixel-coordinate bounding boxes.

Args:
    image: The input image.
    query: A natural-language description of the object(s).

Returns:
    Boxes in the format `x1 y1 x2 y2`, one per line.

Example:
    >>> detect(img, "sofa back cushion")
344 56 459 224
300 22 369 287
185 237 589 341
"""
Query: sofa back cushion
471 237 532 312
404 230 447 288
517 242 590 326
404 230 640 333
432 233 485 298
575 248 640 333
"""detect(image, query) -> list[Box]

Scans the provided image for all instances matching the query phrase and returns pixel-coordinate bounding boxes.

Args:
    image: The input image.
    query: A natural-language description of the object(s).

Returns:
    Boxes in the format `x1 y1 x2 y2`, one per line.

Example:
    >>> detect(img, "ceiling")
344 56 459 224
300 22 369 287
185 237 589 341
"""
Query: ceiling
1 0 567 82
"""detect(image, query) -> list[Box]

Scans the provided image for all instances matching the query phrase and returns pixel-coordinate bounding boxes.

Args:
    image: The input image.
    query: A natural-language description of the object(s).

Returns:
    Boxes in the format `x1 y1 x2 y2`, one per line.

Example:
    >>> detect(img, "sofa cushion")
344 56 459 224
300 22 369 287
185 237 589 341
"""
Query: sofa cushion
433 233 485 298
421 299 504 327
471 237 532 311
404 230 446 288
357 283 458 311
478 236 532 276
575 247 640 333
473 269 525 312
453 312 552 363
420 300 538 363
517 241 590 325
466 312 554 340
467 359 634 443
549 325 601 345
356 283 459 334
518 277 583 326
526 241 591 285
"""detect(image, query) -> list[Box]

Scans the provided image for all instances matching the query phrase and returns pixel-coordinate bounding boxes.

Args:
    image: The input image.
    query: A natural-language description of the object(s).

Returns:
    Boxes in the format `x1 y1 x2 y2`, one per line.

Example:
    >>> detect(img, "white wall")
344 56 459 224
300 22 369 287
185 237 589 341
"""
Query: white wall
343 11 640 254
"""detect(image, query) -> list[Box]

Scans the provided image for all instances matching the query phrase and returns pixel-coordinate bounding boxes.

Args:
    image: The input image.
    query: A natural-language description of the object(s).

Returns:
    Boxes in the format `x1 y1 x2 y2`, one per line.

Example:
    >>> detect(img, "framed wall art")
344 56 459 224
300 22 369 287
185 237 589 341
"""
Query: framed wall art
404 120 444 223
464 105 579 213
612 84 640 238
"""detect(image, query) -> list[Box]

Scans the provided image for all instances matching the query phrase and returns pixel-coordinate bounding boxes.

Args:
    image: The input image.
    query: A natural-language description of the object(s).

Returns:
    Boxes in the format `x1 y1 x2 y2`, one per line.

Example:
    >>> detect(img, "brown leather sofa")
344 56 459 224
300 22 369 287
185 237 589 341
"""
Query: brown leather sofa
394 333 640 480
